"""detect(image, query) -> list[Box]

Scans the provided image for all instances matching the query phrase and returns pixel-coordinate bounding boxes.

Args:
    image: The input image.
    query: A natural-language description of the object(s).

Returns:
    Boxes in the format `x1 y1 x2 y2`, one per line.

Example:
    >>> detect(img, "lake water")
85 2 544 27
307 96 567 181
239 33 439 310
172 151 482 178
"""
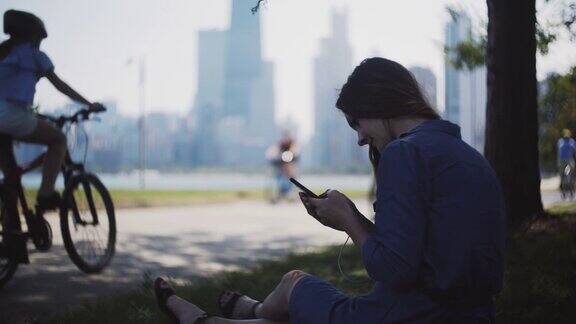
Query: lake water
19 171 373 191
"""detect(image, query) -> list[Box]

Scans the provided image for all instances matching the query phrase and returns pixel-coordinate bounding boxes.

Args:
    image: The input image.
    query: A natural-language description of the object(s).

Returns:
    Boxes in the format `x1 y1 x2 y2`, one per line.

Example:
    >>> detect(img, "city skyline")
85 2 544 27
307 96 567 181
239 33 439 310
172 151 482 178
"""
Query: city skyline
2 0 574 142
310 9 367 171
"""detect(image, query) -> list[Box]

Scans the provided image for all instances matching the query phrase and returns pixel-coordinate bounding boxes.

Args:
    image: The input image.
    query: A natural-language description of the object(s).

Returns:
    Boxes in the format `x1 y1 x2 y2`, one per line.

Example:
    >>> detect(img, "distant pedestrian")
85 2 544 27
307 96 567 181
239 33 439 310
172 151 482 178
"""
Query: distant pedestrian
558 129 576 172
558 128 576 199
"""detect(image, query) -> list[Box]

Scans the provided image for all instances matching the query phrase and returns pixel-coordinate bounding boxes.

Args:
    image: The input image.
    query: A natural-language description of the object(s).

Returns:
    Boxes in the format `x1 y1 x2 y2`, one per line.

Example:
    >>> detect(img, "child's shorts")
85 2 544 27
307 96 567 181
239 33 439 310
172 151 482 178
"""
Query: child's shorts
0 99 38 138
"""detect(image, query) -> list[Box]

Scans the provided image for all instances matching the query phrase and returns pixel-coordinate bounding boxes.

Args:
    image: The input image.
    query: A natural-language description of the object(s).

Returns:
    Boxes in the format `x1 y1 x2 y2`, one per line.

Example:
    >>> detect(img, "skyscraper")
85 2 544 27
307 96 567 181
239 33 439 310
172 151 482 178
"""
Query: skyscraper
444 11 487 152
191 30 227 166
191 1 277 167
409 66 437 108
223 0 262 120
312 9 365 171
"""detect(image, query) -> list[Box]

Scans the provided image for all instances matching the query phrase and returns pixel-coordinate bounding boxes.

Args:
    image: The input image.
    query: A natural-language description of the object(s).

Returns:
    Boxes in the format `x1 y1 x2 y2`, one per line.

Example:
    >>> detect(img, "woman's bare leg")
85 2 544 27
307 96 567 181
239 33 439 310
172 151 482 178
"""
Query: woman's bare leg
167 295 289 324
254 270 308 321
17 120 67 196
164 270 307 324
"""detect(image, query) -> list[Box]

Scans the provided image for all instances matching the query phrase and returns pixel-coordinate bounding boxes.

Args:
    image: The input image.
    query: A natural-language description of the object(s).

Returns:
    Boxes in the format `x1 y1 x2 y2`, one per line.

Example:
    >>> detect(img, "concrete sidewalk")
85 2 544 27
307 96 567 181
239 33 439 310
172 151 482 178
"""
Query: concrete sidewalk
0 199 365 323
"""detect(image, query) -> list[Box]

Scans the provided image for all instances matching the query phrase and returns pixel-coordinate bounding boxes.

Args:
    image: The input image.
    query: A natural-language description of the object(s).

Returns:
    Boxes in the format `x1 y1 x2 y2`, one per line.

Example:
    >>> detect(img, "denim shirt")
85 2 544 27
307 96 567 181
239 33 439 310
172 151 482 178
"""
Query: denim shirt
362 119 507 302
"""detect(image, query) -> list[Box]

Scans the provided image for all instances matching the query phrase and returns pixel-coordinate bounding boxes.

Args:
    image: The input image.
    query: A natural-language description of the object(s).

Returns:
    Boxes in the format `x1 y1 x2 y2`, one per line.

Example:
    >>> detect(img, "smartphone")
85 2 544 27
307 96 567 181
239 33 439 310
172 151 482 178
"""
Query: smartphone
289 178 320 198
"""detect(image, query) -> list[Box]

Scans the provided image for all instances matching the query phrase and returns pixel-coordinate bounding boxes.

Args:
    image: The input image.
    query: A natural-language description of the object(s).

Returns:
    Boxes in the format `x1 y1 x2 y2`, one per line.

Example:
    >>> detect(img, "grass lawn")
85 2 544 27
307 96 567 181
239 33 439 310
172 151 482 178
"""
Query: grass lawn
24 189 372 209
37 203 576 324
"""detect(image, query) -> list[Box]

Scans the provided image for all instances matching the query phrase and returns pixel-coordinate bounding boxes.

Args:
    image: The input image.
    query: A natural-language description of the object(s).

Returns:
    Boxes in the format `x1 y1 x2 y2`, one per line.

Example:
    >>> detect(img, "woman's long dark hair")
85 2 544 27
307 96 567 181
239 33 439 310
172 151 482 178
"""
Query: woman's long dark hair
336 57 440 172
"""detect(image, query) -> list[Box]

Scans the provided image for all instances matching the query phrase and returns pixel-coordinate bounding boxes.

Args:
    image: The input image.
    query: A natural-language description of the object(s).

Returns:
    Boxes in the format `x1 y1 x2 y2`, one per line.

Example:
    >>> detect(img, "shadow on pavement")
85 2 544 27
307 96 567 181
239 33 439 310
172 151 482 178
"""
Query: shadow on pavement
0 231 315 323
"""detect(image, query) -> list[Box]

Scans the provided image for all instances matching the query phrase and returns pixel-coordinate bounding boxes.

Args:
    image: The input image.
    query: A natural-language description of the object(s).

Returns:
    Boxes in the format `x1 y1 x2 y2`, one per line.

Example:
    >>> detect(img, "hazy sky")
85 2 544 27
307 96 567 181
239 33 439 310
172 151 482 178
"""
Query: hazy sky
2 0 575 139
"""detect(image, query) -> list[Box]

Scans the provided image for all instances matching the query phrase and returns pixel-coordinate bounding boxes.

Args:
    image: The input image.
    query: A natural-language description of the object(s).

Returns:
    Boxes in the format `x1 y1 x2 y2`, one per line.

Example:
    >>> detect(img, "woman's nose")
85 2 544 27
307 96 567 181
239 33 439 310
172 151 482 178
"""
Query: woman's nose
357 134 368 146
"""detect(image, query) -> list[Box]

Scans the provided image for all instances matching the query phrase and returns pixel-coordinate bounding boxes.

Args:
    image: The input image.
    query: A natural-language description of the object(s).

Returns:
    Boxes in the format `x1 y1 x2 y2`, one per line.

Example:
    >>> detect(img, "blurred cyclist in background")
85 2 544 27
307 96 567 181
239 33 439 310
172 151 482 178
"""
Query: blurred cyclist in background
265 130 300 203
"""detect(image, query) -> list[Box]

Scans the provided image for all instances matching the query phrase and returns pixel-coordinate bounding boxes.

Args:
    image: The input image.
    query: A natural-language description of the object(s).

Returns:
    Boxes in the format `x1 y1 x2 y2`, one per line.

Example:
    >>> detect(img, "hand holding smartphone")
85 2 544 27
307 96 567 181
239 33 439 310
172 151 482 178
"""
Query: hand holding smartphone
289 177 320 198
290 177 329 223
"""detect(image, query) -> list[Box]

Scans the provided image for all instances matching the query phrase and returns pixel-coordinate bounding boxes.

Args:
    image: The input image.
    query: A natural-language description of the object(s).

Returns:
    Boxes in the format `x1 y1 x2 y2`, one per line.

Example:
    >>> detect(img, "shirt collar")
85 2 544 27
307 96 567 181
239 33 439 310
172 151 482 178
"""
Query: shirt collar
399 119 461 139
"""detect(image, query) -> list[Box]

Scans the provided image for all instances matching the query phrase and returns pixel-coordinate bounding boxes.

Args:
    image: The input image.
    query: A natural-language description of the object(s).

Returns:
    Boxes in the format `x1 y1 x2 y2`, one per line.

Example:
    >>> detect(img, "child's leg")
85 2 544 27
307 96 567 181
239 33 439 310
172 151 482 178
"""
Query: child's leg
17 119 67 196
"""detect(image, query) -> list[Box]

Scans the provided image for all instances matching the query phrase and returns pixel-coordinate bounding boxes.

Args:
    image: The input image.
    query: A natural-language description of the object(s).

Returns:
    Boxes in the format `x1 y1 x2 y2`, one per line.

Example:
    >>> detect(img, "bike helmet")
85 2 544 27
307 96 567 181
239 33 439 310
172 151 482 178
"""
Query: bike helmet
3 10 47 40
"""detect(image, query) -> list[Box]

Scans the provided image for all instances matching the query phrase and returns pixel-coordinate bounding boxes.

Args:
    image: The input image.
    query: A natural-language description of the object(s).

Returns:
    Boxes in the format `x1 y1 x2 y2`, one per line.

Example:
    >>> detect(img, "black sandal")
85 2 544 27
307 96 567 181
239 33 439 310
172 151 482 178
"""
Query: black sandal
154 277 179 323
154 277 211 324
217 291 261 319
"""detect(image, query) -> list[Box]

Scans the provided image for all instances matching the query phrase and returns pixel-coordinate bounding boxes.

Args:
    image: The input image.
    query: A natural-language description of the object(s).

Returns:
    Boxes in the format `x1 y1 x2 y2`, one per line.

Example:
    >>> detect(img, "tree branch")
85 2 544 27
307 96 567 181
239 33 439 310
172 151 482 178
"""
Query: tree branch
251 0 266 14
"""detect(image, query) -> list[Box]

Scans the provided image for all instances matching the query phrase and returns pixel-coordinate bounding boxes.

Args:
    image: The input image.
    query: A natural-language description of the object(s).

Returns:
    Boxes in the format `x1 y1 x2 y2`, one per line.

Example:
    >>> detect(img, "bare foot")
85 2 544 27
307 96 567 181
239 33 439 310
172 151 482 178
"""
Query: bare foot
167 295 208 324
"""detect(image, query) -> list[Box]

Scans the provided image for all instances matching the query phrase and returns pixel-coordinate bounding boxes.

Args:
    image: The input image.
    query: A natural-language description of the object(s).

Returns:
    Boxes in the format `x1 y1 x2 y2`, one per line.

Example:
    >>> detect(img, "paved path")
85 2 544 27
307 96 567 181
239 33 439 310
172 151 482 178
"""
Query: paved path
0 199 368 323
0 192 567 323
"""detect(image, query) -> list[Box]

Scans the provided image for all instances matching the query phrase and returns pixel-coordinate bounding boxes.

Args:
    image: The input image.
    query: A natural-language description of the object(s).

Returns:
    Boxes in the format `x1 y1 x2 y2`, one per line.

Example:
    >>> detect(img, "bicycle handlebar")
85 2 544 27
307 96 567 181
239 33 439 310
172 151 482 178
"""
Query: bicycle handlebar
38 105 107 127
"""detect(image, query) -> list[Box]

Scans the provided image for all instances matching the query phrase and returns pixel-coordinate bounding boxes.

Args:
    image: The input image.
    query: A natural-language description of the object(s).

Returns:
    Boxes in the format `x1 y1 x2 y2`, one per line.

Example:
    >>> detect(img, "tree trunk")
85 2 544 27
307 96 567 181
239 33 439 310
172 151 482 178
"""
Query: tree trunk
485 0 544 227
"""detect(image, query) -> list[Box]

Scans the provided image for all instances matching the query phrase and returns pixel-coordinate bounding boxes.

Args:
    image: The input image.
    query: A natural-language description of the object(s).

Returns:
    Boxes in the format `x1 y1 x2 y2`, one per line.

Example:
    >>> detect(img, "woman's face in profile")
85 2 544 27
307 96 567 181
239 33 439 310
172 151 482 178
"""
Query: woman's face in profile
345 115 393 152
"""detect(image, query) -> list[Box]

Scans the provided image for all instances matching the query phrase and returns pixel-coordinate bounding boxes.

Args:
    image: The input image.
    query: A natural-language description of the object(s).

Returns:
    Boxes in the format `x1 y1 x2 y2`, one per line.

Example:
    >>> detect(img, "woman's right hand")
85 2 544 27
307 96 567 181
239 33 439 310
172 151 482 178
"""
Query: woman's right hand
299 190 356 232
298 191 327 223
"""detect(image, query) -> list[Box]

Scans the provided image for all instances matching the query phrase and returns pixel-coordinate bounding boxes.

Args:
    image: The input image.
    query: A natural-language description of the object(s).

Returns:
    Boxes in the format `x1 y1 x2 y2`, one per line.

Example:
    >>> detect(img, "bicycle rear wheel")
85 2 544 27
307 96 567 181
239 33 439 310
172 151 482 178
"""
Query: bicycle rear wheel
60 173 116 273
0 189 18 288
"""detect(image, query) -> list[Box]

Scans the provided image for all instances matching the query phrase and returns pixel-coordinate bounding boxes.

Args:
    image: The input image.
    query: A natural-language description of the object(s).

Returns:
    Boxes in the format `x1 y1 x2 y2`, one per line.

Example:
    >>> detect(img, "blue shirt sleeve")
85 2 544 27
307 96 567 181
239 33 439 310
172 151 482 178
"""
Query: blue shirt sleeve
361 140 427 291
34 50 54 75
13 44 54 76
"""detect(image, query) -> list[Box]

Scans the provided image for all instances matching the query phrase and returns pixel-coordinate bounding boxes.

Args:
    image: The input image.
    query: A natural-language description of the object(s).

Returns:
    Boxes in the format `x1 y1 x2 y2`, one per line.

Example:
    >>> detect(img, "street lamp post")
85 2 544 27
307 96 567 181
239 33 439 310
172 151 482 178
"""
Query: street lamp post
138 56 147 190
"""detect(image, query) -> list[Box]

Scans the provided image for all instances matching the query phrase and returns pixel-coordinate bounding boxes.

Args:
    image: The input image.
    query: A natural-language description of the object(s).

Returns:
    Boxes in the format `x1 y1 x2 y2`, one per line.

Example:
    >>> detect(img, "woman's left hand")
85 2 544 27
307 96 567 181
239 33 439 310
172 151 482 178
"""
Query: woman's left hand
300 190 358 232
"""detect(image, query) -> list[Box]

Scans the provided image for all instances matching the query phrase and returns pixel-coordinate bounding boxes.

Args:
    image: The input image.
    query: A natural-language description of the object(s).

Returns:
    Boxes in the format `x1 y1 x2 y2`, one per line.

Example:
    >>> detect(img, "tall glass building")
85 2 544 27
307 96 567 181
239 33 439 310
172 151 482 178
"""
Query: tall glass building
444 11 487 153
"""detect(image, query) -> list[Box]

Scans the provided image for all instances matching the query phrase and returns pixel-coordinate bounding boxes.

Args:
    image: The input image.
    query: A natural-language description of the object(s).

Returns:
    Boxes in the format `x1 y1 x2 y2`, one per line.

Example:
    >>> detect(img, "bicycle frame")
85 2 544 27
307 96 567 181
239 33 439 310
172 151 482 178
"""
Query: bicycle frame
0 124 100 240
1 106 112 282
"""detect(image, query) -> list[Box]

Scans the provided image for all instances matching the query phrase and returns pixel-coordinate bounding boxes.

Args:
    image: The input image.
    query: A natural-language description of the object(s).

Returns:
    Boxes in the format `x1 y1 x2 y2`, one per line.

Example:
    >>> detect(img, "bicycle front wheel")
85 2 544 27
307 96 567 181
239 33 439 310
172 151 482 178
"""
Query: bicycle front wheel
60 173 116 273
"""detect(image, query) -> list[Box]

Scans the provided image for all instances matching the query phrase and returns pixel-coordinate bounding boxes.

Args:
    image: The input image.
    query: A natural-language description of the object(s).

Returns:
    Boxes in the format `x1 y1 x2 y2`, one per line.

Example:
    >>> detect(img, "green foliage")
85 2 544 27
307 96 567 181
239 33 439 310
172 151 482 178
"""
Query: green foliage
445 38 486 70
444 5 487 71
536 22 558 55
445 3 571 71
538 67 576 169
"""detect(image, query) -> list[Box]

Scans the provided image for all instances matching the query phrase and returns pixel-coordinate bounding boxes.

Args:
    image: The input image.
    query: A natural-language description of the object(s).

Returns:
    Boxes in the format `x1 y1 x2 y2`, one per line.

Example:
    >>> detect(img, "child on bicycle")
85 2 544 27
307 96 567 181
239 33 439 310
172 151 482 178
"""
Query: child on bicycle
0 10 103 210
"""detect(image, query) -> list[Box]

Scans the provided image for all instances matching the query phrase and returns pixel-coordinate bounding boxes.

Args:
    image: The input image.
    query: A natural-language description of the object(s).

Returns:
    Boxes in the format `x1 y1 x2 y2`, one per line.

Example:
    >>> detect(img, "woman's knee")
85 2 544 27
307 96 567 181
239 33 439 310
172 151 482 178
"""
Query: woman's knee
281 270 308 286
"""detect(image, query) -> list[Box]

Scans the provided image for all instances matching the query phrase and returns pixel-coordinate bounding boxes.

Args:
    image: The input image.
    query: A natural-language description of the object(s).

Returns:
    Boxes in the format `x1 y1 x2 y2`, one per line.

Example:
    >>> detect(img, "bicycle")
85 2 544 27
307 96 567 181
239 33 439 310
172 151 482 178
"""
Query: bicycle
560 163 575 200
0 106 116 288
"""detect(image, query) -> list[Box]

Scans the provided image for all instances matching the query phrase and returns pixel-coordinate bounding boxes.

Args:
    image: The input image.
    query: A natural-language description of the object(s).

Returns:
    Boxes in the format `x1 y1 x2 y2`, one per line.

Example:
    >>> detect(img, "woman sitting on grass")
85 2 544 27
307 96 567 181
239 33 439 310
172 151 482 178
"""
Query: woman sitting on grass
154 57 507 324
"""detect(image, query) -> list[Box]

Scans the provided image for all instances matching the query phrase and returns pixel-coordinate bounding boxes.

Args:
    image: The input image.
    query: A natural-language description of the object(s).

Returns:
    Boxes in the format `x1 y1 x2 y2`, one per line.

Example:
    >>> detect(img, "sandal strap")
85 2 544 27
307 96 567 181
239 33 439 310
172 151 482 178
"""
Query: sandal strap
218 291 242 318
218 291 260 319
250 301 262 318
